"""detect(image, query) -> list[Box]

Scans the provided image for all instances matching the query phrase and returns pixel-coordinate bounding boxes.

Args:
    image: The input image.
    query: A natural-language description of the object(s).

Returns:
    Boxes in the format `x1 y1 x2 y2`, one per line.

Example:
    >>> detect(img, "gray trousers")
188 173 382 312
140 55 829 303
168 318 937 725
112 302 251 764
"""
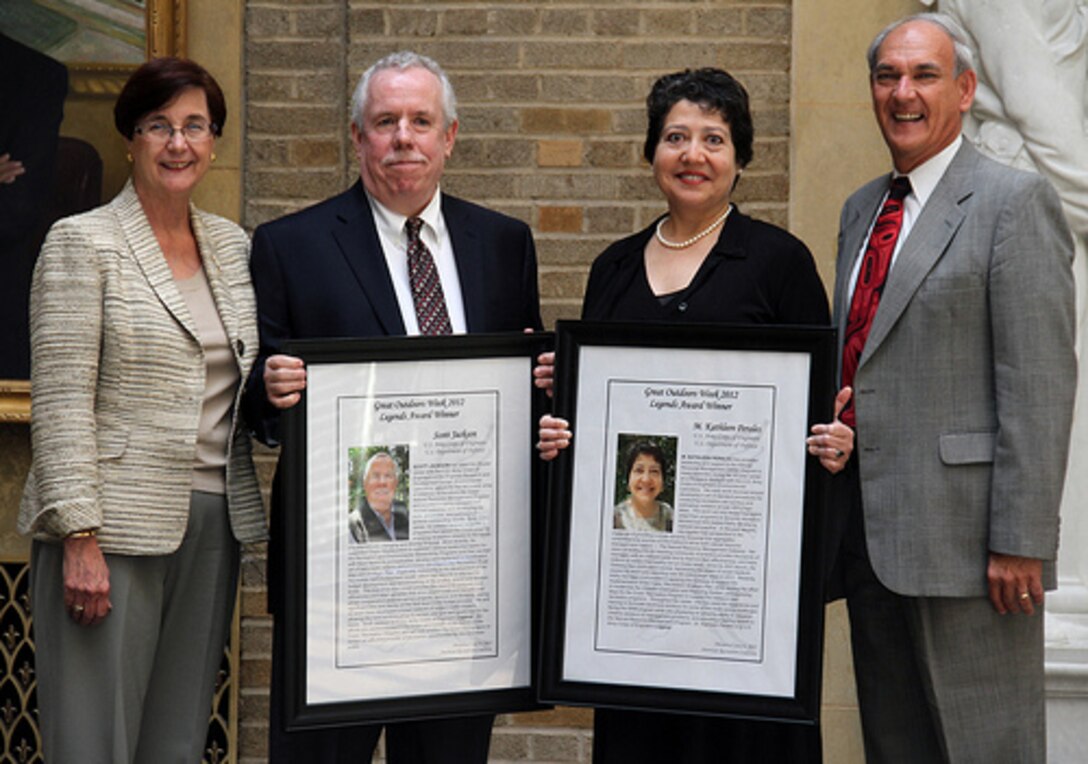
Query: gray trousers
31 491 240 764
841 483 1046 763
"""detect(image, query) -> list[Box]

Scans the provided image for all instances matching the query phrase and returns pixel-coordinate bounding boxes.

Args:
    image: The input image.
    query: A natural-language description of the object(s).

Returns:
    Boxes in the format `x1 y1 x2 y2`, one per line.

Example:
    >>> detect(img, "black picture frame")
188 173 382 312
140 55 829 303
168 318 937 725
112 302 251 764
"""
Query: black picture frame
281 332 552 730
539 320 835 725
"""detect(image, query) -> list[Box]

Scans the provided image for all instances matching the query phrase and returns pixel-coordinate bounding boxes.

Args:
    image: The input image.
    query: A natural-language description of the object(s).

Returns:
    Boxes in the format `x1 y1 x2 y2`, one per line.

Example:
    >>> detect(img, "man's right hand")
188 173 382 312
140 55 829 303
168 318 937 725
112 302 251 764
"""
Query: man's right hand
265 354 307 409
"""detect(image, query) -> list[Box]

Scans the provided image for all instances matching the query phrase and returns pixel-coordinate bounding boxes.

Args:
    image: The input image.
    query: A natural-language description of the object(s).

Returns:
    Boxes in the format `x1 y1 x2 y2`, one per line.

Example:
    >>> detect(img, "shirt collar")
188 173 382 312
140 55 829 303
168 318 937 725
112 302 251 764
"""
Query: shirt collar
895 134 961 209
366 187 444 242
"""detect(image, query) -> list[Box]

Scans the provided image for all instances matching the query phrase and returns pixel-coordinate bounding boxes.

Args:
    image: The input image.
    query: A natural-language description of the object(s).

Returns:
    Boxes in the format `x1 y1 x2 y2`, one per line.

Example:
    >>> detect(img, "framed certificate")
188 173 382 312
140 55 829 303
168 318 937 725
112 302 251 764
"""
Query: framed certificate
540 320 836 724
281 332 551 729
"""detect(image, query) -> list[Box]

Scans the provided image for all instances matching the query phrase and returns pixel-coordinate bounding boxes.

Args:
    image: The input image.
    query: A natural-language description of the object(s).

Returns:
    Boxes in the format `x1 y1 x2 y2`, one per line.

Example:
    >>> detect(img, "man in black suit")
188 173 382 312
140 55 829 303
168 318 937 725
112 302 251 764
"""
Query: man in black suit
0 32 67 379
247 50 541 763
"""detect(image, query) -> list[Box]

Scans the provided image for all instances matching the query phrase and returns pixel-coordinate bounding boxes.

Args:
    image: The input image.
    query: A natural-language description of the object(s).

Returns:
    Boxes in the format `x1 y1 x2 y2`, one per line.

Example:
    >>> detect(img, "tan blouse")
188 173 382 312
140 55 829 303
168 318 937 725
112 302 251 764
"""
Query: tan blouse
176 266 239 494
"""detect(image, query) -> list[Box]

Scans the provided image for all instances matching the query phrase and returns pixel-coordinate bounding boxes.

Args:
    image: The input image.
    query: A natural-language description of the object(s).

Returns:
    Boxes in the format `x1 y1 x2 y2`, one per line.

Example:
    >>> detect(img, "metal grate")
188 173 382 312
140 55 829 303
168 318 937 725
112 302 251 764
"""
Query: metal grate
0 561 236 763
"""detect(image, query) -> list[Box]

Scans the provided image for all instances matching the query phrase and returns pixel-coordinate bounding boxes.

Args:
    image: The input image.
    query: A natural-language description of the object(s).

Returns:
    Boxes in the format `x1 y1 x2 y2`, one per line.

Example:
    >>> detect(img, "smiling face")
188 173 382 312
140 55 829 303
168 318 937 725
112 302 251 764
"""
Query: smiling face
127 87 214 203
652 99 738 219
627 453 664 510
870 20 976 173
352 66 458 217
363 454 399 518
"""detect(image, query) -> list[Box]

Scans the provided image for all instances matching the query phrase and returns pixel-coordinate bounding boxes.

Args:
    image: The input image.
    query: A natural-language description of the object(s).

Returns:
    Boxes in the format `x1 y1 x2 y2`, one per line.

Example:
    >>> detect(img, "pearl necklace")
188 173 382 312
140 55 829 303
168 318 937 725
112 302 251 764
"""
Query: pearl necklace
654 205 733 249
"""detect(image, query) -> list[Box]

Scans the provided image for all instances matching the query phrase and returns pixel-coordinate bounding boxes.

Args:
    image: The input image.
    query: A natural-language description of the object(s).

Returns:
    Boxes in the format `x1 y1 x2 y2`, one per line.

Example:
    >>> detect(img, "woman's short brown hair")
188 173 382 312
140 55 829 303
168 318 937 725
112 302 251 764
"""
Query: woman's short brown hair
114 57 226 140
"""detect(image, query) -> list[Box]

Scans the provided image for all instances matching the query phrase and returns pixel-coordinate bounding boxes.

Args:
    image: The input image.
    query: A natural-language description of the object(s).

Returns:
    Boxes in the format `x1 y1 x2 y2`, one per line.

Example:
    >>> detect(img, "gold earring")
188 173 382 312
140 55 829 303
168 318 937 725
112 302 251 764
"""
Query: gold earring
211 153 217 162
126 153 133 163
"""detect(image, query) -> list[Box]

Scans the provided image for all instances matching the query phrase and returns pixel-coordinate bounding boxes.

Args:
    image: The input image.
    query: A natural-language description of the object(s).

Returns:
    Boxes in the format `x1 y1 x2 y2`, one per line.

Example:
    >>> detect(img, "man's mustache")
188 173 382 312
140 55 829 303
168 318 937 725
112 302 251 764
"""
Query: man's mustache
381 153 426 167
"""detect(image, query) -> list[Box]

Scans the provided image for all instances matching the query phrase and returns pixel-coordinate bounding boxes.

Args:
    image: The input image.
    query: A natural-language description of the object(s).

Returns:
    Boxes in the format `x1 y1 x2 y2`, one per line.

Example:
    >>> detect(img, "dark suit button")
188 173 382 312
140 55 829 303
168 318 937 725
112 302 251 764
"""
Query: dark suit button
236 339 245 356
677 302 688 312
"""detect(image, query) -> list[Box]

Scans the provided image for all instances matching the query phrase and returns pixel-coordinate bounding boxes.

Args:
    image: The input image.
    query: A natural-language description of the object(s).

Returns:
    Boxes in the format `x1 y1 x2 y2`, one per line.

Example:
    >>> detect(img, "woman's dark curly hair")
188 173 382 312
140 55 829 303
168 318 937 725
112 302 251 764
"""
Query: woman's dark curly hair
643 68 753 168
624 442 667 480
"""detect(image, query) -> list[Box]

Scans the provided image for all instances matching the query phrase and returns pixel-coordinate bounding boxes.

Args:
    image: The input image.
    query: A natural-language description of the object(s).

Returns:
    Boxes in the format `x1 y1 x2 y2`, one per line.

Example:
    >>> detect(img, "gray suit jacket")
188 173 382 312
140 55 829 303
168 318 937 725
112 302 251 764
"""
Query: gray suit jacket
19 181 267 554
833 141 1076 597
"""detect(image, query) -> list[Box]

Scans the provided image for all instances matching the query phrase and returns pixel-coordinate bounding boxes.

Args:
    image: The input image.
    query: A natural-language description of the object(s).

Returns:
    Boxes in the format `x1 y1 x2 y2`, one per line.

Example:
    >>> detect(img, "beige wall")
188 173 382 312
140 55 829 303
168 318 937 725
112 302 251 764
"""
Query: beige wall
790 2 921 761
791 0 922 280
189 0 245 219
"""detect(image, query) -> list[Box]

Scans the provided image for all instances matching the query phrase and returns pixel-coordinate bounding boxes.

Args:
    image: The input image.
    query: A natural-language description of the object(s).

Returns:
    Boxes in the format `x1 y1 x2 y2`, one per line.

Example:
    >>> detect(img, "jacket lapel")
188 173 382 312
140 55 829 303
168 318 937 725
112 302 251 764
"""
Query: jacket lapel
442 195 483 332
859 144 975 368
330 183 406 336
191 209 241 358
113 180 199 341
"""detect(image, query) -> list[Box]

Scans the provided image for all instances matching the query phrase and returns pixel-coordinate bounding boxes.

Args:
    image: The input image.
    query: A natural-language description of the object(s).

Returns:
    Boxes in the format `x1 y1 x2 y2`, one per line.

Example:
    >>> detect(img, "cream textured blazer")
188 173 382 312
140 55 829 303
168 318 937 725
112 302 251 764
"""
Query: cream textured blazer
19 181 267 554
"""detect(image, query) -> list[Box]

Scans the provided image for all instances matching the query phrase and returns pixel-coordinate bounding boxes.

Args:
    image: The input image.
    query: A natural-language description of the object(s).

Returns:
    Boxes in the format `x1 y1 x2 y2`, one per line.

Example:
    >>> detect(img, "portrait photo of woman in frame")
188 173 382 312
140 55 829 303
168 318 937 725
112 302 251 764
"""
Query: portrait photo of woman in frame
612 434 677 533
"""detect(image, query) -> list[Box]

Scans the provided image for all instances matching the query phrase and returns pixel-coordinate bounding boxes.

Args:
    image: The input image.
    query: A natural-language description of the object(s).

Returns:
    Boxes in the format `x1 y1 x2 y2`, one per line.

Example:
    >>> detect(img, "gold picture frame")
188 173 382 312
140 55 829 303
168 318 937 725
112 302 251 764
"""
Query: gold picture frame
68 0 188 98
0 0 187 424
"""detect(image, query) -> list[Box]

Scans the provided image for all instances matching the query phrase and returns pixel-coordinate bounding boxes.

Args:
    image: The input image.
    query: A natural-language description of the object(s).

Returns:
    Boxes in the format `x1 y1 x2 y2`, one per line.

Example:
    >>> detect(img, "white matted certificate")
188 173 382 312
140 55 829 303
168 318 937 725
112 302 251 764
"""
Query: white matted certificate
280 333 550 729
540 321 835 724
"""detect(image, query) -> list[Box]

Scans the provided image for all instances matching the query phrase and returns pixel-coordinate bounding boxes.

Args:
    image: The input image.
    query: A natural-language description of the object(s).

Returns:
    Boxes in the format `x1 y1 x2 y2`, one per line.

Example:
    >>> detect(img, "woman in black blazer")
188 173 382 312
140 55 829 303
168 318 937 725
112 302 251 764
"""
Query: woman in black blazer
536 68 853 763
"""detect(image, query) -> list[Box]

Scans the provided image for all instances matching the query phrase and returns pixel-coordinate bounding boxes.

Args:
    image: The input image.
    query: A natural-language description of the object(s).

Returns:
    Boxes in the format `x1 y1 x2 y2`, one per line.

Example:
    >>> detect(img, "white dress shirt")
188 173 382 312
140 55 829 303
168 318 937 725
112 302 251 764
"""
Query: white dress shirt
366 188 468 335
848 135 964 299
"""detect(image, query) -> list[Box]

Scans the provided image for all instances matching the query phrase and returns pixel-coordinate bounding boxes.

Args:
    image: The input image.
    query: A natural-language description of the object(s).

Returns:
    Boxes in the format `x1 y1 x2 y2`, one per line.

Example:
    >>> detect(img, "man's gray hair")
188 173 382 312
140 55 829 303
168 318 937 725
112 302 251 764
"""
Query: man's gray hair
363 450 400 481
350 50 458 129
867 12 975 77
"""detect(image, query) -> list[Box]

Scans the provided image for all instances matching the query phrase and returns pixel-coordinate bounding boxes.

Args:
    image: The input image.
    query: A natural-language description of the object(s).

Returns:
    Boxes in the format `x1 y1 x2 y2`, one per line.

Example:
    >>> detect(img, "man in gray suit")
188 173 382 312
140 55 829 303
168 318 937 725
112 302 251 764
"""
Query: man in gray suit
830 13 1076 762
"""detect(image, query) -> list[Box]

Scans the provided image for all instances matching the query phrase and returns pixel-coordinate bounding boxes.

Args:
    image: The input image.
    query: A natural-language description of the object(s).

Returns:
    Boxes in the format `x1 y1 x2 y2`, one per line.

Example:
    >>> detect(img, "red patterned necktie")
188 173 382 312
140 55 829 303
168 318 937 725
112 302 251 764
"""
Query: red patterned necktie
405 217 452 335
840 176 911 428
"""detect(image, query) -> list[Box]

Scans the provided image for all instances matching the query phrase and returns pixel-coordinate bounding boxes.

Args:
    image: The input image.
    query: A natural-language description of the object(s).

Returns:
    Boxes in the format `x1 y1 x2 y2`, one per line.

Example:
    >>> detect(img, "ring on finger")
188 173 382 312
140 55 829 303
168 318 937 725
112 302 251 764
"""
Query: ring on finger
1019 592 1030 601
72 604 85 614
835 449 844 458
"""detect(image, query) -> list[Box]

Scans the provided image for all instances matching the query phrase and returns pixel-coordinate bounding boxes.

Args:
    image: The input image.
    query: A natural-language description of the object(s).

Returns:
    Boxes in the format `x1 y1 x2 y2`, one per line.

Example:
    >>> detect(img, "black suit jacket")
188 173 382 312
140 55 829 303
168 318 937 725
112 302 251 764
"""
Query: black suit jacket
247 181 542 611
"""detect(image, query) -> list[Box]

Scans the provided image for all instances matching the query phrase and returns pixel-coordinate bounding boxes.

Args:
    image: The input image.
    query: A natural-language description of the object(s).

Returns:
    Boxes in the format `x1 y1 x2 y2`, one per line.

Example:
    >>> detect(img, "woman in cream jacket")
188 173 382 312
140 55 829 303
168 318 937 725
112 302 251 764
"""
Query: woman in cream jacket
19 57 265 763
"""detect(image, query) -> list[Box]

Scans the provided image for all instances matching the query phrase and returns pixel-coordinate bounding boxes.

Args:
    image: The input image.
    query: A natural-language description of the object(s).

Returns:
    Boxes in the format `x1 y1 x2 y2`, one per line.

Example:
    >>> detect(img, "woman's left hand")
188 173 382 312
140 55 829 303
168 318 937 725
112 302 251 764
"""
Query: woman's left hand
807 386 854 475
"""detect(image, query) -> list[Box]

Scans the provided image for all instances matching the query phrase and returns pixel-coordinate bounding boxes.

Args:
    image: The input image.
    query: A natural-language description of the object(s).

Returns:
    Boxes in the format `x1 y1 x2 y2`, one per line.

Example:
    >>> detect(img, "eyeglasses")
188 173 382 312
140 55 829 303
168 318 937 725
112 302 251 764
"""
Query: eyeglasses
134 119 217 144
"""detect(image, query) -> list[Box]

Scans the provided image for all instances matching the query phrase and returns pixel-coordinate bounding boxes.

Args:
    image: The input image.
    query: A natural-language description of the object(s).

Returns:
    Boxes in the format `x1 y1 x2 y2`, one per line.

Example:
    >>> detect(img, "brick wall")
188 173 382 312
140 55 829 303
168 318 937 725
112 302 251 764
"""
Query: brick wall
242 2 793 760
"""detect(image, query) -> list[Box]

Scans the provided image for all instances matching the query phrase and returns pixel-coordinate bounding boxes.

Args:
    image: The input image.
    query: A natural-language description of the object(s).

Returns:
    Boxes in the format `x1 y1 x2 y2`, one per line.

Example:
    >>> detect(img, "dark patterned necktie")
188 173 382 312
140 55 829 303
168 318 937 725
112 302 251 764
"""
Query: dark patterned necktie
840 176 911 428
405 217 452 335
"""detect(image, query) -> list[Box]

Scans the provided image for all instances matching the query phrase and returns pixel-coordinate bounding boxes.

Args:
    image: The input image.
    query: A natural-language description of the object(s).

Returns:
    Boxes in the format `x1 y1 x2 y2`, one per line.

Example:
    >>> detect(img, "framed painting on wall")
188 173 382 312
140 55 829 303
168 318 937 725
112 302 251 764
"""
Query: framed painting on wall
0 0 186 86
0 0 186 421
